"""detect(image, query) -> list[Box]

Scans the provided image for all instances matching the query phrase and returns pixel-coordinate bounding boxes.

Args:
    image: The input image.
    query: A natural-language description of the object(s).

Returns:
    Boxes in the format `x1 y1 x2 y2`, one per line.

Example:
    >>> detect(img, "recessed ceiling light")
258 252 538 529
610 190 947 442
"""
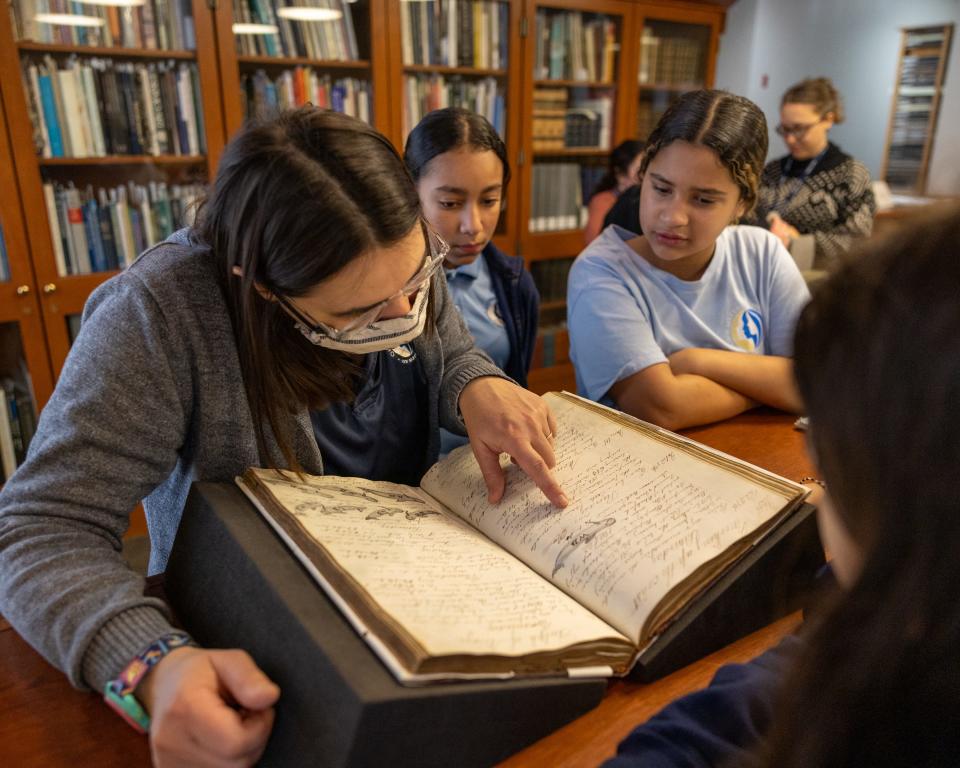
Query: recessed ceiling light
233 22 280 34
34 12 106 27
275 7 343 22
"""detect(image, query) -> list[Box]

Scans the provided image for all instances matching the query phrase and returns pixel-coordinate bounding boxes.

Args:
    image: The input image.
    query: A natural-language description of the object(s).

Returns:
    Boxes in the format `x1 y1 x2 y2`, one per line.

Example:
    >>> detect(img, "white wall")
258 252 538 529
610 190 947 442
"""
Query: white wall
714 0 960 194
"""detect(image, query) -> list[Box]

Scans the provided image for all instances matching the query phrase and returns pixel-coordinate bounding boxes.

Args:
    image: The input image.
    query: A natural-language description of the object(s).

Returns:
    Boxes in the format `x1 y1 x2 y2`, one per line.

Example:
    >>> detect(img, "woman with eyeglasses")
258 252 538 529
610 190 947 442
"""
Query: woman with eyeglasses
404 108 539 455
750 77 876 273
0 107 566 767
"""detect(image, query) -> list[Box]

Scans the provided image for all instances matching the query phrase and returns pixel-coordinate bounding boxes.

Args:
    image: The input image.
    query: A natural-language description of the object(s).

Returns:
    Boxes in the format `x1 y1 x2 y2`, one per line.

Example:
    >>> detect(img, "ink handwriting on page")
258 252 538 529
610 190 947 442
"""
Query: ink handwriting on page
421 395 790 641
257 473 626 657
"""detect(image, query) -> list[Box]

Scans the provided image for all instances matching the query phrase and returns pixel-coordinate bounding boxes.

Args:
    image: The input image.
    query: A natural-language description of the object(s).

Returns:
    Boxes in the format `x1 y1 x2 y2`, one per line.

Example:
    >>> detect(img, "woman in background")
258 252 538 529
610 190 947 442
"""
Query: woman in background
405 107 539 454
584 139 646 244
751 77 875 273
605 203 960 768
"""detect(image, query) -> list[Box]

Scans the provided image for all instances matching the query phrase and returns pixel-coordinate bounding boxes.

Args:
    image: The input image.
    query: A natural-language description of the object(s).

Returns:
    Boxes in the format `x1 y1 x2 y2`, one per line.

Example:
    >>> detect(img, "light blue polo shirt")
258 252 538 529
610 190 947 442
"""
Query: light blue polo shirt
441 254 510 455
568 224 810 405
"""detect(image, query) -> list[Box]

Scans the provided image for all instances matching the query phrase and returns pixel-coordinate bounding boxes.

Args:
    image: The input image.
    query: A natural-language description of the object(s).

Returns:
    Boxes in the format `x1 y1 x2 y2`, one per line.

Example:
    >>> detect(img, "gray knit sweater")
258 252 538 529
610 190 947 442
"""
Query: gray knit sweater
0 230 505 693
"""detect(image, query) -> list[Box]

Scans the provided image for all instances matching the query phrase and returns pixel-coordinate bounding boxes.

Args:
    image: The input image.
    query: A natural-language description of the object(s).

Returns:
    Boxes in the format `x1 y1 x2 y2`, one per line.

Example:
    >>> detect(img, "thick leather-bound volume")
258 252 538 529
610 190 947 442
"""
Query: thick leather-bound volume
165 482 607 768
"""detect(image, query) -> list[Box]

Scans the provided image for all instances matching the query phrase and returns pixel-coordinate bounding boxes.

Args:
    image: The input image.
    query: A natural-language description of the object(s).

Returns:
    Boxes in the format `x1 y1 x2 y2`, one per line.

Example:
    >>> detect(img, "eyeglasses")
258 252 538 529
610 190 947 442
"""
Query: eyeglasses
775 120 824 140
276 223 450 342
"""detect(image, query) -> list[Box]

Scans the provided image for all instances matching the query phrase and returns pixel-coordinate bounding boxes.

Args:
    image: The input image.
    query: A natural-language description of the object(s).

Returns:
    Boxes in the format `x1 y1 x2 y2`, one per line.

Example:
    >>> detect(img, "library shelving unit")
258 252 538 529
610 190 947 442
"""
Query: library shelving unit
0 0 226 382
383 0 524 252
0 97 54 483
881 23 954 194
215 0 391 138
628 2 721 141
520 0 727 392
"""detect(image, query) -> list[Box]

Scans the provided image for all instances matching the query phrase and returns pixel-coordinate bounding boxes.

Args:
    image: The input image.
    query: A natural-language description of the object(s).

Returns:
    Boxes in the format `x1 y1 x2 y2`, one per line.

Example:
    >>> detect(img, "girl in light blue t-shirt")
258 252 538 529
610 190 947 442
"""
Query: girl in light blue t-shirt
568 89 810 431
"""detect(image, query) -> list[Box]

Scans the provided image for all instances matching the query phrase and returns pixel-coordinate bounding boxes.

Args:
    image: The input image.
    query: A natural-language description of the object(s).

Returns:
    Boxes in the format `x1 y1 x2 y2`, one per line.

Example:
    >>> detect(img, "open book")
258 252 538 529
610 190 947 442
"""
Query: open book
237 392 808 683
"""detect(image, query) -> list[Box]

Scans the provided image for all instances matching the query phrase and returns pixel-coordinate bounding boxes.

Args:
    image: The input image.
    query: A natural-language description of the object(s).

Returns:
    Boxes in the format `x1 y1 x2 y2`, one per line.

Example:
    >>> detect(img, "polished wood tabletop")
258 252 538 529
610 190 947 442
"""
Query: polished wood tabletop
0 410 814 767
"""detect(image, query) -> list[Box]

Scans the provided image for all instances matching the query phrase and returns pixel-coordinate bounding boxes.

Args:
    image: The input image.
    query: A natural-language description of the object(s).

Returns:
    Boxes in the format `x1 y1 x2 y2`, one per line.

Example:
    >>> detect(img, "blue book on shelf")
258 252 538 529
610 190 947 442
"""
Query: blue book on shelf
82 198 108 273
0 226 8 282
331 85 345 114
38 74 64 158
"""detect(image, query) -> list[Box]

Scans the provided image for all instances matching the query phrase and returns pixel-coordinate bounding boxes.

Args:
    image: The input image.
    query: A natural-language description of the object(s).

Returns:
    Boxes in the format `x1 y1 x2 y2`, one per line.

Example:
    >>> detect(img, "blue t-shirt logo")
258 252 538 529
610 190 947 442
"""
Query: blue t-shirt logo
731 308 763 351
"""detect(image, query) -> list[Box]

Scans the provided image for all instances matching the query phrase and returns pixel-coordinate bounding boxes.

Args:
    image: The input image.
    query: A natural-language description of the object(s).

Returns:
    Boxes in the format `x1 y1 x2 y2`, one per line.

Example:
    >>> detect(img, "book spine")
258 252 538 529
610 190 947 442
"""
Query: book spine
37 70 64 157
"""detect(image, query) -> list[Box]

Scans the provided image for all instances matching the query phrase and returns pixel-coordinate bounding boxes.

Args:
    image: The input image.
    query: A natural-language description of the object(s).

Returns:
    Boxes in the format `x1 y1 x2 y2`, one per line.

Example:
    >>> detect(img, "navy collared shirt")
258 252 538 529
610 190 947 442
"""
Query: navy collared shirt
311 344 431 486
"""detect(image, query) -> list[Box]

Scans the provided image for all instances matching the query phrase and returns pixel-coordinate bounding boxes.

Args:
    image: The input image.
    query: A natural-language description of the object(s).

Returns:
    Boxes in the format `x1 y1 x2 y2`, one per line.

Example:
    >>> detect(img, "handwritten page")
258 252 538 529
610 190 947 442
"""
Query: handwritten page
421 393 799 643
247 470 629 659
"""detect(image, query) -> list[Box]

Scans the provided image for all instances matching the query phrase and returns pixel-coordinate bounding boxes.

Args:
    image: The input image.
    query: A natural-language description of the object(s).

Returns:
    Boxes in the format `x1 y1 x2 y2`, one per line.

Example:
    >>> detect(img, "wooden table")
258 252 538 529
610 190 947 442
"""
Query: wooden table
0 410 814 767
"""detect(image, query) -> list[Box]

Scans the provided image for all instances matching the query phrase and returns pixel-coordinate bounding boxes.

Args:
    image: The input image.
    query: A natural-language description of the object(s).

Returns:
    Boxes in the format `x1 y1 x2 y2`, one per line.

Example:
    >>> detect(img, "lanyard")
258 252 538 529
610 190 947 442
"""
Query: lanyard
774 147 828 213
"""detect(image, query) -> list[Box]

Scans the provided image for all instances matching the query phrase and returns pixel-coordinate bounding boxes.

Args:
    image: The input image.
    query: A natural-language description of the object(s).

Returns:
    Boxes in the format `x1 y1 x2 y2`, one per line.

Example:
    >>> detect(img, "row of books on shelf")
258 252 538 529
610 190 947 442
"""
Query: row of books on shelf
531 87 612 150
899 58 940 86
232 0 359 61
400 0 508 70
241 69 371 122
534 10 617 84
42 181 203 276
530 324 569 369
0 227 9 283
10 0 196 50
637 98 670 140
0 378 36 485
638 29 705 87
530 257 574 304
528 162 589 233
402 74 504 137
22 56 206 158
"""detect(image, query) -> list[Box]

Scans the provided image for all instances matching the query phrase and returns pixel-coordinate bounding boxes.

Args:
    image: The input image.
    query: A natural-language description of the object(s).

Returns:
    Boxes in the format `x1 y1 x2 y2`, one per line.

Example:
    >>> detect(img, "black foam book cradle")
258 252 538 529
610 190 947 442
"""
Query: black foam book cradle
164 482 823 767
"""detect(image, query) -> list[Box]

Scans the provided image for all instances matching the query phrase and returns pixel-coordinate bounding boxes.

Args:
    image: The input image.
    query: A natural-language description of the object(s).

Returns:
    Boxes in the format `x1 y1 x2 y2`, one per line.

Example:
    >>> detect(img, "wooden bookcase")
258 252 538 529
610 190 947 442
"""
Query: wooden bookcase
520 0 727 392
382 0 524 253
881 23 954 194
215 0 393 139
0 0 731 415
0 0 225 389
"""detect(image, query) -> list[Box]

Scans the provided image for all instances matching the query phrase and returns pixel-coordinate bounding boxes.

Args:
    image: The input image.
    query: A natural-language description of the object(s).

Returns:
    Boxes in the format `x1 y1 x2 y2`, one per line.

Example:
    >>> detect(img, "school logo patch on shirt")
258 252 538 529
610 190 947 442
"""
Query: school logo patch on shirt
388 344 418 363
730 308 764 351
485 300 505 327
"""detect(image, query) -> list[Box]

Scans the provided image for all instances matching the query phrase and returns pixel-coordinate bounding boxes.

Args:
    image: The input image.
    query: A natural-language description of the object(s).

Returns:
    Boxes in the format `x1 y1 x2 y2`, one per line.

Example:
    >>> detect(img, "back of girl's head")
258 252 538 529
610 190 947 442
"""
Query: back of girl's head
403 107 510 187
756 204 960 768
592 139 645 196
781 76 845 123
639 90 767 216
198 106 421 297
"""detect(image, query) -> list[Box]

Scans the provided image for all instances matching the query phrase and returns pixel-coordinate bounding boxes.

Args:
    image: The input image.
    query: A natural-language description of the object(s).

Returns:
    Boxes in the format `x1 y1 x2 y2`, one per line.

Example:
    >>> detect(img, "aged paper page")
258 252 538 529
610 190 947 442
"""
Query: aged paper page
247 470 629 660
421 393 798 642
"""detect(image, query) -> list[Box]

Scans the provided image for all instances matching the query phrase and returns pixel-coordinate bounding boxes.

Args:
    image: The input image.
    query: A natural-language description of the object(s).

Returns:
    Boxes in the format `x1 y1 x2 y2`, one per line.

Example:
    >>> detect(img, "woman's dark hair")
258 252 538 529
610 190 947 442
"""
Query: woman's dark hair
781 76 845 123
639 90 768 217
591 139 645 199
195 107 422 471
753 204 960 767
403 107 510 188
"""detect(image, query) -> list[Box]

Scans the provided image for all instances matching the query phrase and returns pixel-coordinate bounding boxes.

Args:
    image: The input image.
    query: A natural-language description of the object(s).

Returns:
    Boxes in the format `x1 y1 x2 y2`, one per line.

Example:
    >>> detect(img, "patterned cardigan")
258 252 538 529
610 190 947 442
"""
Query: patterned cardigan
750 142 876 271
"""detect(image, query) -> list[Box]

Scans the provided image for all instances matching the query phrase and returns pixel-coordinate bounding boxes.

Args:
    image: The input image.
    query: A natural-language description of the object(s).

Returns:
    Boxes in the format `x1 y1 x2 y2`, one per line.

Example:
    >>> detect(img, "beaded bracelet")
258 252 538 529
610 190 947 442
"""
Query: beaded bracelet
103 631 196 733
799 476 827 489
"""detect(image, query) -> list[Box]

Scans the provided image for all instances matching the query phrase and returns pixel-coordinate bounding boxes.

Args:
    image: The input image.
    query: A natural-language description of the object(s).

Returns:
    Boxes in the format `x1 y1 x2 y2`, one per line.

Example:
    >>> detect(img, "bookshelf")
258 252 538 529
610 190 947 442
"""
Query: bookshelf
520 0 726 392
881 24 954 194
384 0 523 252
0 0 225 383
628 3 720 141
215 0 391 137
0 95 53 483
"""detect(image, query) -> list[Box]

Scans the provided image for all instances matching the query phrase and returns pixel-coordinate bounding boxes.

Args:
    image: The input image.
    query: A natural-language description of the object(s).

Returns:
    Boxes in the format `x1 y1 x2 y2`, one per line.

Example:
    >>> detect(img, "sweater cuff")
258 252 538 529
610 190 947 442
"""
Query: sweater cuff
444 363 514 432
81 605 187 692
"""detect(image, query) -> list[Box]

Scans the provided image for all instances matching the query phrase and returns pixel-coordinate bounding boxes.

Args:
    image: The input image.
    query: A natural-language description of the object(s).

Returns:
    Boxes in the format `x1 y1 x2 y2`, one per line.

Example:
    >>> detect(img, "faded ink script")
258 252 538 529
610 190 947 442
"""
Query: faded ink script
253 471 628 658
421 394 792 642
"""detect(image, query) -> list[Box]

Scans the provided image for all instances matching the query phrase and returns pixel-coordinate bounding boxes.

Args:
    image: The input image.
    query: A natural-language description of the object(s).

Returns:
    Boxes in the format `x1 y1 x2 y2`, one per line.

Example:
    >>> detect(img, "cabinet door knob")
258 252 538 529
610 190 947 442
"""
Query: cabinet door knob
42 283 58 294
16 284 31 296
